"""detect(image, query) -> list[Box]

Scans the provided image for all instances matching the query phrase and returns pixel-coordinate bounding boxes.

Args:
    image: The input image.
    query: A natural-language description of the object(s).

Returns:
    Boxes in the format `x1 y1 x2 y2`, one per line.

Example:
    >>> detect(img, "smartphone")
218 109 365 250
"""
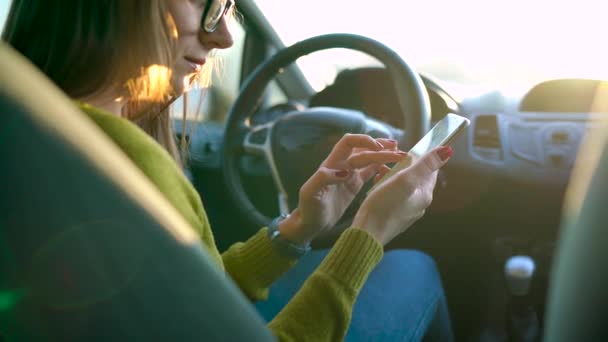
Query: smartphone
369 113 470 192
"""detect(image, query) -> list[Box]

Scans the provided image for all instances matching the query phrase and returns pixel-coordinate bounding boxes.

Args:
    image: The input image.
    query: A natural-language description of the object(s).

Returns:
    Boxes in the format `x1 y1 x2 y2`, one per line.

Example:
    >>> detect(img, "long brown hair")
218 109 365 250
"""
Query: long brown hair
2 0 186 162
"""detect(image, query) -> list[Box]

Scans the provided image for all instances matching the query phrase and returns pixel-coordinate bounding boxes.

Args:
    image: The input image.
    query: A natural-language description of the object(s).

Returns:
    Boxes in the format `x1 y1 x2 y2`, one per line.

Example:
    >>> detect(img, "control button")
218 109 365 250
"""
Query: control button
249 127 268 145
543 124 578 146
551 131 570 145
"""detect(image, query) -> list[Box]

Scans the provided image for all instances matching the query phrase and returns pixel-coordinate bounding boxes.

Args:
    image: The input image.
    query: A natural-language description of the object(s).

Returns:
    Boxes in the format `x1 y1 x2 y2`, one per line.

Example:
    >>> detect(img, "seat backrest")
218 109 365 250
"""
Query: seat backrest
544 119 608 340
0 42 274 341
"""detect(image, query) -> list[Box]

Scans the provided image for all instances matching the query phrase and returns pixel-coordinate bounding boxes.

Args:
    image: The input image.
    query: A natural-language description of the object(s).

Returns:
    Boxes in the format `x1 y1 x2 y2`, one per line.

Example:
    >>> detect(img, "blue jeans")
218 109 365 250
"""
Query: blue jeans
255 249 454 341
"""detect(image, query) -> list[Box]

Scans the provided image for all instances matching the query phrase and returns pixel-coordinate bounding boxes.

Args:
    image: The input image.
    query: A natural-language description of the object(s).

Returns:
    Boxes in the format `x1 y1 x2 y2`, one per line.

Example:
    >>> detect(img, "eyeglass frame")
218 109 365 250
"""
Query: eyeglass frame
201 0 235 33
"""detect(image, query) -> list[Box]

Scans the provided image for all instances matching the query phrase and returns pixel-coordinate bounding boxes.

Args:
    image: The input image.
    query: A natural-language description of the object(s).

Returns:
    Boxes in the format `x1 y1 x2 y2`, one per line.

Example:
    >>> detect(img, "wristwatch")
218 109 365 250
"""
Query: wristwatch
267 214 311 259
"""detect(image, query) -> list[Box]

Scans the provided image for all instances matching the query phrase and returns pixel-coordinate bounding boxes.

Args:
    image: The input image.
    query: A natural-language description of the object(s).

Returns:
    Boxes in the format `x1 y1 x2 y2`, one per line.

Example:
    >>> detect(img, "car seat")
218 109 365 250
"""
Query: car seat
0 41 274 341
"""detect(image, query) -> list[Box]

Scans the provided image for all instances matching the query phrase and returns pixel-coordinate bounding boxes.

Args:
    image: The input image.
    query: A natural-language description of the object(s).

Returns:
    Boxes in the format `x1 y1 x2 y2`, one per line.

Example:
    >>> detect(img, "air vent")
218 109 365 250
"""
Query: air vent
474 115 501 148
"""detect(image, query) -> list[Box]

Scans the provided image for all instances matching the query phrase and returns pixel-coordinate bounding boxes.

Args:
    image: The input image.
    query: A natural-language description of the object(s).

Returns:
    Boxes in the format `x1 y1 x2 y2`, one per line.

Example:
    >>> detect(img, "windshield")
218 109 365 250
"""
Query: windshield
256 0 608 92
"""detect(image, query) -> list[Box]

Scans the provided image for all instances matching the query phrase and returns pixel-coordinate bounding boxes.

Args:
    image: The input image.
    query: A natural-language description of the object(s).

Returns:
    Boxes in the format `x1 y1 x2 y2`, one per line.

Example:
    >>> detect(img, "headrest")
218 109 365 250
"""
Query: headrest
0 41 197 243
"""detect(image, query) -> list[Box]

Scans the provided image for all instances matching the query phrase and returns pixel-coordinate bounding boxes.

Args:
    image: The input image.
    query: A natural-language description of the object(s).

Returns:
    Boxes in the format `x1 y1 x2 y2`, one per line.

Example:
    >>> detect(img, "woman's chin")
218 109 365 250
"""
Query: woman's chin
171 74 198 96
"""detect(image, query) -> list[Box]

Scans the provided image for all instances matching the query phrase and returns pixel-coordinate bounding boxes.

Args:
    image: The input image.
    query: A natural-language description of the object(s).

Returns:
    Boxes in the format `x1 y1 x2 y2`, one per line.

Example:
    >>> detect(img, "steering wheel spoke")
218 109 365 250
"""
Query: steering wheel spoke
242 122 291 217
243 123 273 157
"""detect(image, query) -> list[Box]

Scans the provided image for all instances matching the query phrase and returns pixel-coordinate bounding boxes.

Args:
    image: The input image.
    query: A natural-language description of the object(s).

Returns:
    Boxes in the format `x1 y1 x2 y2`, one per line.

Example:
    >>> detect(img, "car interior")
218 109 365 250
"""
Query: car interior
2 0 608 341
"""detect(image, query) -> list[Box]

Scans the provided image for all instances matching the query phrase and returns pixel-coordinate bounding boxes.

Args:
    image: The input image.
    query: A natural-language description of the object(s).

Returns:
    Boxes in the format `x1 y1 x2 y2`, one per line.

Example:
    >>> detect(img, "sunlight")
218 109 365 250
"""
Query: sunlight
591 81 608 113
256 0 608 90
125 64 173 102
0 0 8 28
167 13 179 39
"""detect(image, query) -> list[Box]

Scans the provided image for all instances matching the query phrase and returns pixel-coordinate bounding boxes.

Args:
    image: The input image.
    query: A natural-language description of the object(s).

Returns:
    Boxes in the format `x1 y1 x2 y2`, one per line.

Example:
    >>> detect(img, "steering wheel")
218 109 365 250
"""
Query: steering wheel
221 34 431 230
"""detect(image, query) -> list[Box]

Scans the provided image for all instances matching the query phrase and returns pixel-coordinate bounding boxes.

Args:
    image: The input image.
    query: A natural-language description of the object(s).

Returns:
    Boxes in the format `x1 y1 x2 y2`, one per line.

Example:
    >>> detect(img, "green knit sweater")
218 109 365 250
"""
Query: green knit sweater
80 103 384 341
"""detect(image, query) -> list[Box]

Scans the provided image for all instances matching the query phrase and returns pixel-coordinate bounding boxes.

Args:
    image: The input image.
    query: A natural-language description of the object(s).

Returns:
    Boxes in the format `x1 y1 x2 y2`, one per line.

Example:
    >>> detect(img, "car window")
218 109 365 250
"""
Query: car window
0 0 11 29
257 0 608 91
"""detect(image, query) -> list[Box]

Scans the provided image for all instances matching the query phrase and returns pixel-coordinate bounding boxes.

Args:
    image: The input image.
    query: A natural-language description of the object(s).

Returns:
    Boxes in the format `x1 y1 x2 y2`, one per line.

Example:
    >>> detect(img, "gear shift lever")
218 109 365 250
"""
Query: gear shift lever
505 256 535 296
504 256 540 342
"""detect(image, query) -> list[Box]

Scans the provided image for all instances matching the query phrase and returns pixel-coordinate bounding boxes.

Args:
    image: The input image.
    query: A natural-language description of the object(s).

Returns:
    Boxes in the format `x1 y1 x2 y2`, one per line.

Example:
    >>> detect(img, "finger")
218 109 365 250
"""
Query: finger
406 146 453 180
346 150 408 169
372 165 392 184
375 138 399 151
299 166 350 199
352 139 399 154
359 163 387 182
324 134 384 165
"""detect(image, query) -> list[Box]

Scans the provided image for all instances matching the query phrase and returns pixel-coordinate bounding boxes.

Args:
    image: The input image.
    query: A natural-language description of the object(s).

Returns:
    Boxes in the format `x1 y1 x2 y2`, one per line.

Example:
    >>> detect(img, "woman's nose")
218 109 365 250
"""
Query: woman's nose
199 17 234 50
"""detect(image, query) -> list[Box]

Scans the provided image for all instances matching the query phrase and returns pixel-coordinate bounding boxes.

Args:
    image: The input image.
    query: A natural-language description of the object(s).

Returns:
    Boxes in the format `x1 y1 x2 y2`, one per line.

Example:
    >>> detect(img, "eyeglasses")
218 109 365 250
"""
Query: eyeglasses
201 0 234 33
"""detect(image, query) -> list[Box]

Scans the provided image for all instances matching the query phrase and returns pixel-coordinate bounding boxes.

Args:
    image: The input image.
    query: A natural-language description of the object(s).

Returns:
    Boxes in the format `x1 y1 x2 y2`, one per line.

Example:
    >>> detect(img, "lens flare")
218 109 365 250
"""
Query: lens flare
125 64 173 103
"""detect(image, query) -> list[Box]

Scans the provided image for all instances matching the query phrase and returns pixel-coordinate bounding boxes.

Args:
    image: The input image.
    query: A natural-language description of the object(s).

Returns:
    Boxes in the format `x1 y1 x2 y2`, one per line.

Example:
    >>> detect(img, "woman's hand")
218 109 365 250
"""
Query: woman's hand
352 146 453 245
279 134 409 244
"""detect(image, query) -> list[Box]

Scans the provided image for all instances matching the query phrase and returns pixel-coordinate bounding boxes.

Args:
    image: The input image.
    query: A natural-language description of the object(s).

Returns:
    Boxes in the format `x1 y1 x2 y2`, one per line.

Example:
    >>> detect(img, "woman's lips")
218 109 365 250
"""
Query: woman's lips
184 56 206 72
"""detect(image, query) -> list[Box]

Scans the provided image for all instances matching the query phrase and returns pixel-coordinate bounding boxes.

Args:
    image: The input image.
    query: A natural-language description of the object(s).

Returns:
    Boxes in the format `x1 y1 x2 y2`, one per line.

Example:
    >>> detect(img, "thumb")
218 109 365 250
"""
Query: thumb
408 146 453 178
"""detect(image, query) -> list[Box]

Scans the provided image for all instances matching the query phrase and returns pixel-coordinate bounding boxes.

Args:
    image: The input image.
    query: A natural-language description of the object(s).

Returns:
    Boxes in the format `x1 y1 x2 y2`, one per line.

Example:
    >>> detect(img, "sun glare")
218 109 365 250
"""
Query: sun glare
256 0 608 91
167 13 179 39
125 64 173 102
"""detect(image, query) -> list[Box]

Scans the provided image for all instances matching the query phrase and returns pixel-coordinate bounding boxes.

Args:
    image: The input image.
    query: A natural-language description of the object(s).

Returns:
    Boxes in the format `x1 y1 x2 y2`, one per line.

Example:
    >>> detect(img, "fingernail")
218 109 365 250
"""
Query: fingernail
397 151 408 156
335 170 349 178
437 146 453 161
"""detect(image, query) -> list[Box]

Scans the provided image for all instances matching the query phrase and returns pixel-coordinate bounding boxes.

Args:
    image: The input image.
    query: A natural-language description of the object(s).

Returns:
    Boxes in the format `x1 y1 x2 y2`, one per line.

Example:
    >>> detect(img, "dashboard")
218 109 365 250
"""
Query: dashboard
238 73 604 235
299 68 605 187
183 70 606 198
458 111 598 185
453 79 605 186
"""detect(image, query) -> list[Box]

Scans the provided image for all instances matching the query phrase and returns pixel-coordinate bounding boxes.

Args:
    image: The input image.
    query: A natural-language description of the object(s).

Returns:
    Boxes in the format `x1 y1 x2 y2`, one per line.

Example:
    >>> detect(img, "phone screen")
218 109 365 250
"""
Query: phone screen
369 113 470 191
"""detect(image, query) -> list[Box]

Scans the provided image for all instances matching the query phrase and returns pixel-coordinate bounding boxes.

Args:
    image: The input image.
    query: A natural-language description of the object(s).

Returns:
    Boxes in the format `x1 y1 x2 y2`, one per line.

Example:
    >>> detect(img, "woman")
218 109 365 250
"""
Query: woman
3 0 454 340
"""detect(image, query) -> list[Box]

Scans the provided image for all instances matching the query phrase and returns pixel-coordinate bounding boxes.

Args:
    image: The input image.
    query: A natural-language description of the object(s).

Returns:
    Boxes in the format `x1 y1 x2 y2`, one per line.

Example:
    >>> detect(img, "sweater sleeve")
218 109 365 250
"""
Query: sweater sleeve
222 228 383 341
222 228 298 300
268 228 383 341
